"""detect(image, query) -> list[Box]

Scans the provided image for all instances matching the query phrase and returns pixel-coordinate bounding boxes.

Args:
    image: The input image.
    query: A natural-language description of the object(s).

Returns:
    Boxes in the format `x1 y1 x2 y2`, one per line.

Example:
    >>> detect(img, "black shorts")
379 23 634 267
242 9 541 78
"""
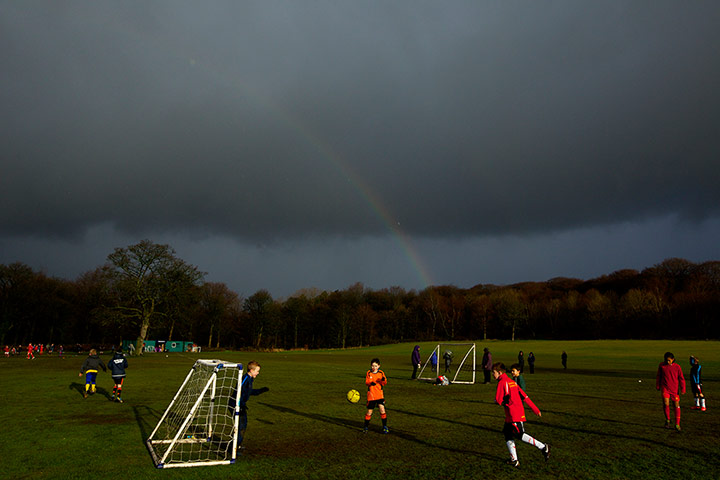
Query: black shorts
366 399 386 409
691 383 703 395
503 422 525 441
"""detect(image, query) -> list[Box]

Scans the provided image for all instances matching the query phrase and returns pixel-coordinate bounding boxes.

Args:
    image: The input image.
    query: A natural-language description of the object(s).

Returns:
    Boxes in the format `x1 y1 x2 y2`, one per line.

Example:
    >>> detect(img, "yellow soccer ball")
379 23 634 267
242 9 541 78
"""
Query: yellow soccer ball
346 389 361 404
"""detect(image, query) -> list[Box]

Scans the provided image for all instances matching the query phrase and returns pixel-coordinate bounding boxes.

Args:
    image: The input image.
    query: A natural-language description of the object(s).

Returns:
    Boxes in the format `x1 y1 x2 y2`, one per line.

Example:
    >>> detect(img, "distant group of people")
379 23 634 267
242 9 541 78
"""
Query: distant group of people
3 343 64 358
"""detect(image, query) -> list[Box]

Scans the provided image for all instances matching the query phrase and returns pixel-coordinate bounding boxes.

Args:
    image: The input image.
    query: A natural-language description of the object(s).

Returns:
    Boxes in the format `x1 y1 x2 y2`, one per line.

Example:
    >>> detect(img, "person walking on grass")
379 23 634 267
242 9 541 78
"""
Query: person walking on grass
363 358 389 434
561 351 567 369
79 349 106 398
656 351 685 431
108 348 128 403
492 362 550 468
689 355 706 412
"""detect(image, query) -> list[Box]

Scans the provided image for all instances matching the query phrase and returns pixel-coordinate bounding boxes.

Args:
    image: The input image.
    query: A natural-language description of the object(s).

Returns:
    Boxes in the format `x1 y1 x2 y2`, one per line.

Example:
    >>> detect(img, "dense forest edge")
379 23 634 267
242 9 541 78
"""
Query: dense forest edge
2 240 718 351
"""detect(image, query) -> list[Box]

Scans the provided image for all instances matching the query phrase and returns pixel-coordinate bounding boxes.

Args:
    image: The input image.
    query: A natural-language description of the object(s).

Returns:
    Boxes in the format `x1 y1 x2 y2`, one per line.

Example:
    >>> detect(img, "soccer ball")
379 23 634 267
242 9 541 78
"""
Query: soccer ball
346 389 360 404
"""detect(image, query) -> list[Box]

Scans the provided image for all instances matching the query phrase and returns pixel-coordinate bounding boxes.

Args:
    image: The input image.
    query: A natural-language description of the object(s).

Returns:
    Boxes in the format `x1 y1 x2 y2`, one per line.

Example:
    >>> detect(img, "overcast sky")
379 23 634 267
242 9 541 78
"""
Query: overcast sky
2 1 719 298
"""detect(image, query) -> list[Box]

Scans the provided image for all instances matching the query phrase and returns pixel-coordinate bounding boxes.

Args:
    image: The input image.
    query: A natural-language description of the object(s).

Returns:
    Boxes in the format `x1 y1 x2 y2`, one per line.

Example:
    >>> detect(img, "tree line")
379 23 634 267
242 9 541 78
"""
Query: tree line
1 241 718 351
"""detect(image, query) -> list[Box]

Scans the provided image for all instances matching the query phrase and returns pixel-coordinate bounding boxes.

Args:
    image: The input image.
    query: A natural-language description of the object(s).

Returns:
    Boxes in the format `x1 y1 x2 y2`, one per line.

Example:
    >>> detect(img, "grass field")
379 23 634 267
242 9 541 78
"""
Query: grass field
1 340 719 479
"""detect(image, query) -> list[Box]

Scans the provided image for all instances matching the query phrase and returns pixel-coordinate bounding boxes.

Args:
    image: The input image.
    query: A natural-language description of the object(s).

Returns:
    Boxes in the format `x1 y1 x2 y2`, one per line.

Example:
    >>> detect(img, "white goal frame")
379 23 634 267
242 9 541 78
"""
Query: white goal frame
418 343 476 384
146 359 243 468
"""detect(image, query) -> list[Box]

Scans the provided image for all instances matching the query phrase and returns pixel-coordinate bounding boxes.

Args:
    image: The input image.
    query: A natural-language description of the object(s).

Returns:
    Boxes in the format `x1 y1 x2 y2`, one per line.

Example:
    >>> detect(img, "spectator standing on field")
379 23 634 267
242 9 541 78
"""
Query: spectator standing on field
656 351 685 431
482 348 493 384
79 349 106 398
527 352 536 374
561 351 567 370
492 362 550 468
108 348 129 403
443 350 453 374
411 345 421 379
689 355 706 411
517 351 525 373
430 351 438 373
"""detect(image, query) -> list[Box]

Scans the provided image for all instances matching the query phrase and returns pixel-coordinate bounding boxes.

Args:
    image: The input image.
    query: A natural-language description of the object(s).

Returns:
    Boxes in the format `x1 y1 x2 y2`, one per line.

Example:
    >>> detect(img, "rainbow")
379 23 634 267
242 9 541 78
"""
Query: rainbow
112 20 434 289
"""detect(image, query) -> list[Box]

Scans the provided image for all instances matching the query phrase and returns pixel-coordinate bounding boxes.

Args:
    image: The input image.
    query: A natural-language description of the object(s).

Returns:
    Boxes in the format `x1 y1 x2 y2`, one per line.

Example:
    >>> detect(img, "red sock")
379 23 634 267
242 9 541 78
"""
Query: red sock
675 406 681 424
663 405 670 420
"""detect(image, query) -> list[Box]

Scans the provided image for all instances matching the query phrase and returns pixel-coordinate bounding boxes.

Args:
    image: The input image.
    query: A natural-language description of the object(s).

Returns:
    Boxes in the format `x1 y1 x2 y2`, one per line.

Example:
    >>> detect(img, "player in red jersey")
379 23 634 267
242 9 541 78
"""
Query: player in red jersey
492 362 550 468
656 351 686 431
363 358 389 434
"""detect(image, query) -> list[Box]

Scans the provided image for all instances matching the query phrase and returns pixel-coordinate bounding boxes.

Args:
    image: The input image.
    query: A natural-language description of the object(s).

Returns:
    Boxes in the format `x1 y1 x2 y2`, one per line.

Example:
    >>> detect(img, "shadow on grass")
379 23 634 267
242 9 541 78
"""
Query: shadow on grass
132 404 164 443
69 382 111 399
259 402 500 459
534 390 657 406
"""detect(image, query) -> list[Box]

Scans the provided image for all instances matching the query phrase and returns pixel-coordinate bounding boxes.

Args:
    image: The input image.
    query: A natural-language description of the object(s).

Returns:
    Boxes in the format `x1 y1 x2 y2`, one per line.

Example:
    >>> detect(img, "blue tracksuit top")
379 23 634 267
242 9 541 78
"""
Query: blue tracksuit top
108 353 128 377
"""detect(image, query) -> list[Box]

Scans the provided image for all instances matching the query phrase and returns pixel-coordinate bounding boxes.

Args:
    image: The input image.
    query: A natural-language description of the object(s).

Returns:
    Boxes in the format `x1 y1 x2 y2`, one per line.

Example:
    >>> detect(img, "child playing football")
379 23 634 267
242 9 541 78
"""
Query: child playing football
363 358 388 434
492 362 550 467
689 355 706 412
79 349 106 398
510 363 526 391
656 351 686 431
108 348 129 403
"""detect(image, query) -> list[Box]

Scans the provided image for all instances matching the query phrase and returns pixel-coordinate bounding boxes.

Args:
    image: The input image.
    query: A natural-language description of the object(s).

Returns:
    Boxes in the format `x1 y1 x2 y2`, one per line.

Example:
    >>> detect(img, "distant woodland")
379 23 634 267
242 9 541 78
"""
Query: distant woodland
1 241 718 350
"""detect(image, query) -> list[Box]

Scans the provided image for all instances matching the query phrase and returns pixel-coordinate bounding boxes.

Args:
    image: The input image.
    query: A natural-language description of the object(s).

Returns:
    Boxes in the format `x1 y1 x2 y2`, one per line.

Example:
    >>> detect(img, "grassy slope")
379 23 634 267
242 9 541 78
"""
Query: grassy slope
0 340 718 479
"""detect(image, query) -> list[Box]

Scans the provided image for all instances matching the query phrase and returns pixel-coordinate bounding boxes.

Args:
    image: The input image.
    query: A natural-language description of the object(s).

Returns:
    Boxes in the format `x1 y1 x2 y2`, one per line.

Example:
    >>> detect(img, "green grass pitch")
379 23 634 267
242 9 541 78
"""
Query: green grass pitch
1 340 718 479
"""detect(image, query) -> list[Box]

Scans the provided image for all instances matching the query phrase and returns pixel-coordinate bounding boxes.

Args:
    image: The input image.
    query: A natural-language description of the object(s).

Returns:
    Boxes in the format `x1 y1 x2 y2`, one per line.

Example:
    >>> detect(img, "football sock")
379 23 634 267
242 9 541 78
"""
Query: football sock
364 415 371 428
521 433 545 450
695 397 700 407
85 384 90 392
701 398 706 408
675 406 681 424
506 440 518 461
381 413 387 427
663 405 670 420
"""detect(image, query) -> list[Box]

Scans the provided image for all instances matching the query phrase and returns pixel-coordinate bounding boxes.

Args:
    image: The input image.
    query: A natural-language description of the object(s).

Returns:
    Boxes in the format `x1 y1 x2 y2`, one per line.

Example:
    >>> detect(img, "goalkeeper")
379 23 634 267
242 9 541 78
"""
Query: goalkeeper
232 361 269 452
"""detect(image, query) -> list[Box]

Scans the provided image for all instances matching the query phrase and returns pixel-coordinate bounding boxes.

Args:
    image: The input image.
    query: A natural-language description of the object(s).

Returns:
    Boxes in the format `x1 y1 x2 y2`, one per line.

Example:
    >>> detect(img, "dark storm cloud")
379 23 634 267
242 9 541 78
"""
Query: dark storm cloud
2 1 719 242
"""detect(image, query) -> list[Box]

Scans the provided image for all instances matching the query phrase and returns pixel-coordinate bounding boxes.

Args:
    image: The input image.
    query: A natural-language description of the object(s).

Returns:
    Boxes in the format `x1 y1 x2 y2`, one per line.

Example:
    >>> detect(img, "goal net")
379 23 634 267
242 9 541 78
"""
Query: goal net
146 359 243 468
418 343 476 384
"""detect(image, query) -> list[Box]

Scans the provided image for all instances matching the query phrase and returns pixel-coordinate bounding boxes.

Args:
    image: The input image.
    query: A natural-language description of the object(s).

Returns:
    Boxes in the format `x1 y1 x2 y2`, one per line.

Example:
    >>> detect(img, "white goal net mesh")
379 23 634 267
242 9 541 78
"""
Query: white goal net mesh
146 359 243 468
418 343 476 384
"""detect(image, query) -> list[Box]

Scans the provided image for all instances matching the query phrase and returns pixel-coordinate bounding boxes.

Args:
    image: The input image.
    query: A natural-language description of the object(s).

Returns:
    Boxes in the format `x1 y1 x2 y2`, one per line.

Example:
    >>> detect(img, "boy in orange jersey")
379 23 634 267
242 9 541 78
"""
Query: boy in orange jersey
363 358 389 434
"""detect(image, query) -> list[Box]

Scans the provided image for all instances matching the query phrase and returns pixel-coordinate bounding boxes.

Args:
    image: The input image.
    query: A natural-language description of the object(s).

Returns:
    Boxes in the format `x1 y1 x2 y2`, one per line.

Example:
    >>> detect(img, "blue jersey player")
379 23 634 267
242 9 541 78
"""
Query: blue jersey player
689 356 706 411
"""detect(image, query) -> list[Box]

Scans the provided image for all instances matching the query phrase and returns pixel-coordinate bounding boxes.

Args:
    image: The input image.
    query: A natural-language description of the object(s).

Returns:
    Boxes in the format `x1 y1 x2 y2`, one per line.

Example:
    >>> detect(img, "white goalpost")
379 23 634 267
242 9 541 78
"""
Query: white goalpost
146 359 243 468
418 343 476 384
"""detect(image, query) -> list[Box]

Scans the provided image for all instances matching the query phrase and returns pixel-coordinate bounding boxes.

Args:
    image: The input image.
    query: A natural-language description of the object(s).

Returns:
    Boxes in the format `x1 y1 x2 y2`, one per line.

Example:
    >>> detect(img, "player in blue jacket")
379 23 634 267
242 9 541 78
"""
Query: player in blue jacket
230 361 269 453
108 349 128 403
689 356 706 411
